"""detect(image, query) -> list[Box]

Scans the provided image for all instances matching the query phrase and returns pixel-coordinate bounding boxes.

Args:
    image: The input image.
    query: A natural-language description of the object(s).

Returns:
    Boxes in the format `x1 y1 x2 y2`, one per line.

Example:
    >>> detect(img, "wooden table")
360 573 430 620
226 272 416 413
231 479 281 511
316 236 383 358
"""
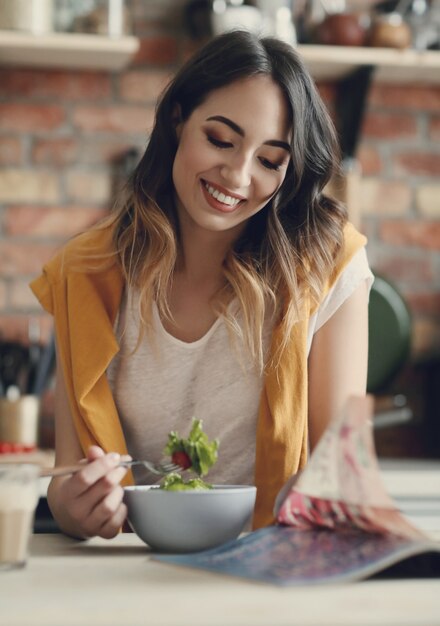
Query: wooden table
1 460 439 626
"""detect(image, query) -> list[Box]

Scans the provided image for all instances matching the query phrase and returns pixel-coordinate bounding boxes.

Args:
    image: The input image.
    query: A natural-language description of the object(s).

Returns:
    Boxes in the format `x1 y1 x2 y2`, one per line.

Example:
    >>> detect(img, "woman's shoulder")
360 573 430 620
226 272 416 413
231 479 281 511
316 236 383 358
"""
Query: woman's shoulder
43 220 117 282
320 221 368 305
342 221 367 260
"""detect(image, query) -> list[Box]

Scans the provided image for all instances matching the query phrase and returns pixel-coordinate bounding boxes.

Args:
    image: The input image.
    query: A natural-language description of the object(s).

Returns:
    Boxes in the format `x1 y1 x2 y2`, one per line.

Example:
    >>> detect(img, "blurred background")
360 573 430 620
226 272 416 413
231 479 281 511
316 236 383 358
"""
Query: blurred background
0 0 438 459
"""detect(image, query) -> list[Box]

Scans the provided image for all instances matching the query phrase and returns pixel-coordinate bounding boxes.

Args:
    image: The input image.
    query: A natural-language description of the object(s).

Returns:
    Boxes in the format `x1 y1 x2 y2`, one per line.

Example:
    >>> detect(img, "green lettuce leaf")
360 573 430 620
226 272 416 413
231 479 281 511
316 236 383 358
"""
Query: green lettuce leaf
160 472 212 491
163 418 219 477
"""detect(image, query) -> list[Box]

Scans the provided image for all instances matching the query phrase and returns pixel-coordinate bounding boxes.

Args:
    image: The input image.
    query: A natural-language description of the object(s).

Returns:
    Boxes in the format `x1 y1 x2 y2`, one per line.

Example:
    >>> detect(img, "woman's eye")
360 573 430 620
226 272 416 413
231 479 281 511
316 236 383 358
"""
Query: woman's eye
207 135 232 149
259 157 280 172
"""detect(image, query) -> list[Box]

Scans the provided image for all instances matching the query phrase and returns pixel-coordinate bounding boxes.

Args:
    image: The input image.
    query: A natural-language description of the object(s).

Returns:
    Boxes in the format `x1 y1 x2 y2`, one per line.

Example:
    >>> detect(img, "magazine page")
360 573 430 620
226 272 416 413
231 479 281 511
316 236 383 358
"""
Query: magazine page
277 396 427 540
155 525 440 586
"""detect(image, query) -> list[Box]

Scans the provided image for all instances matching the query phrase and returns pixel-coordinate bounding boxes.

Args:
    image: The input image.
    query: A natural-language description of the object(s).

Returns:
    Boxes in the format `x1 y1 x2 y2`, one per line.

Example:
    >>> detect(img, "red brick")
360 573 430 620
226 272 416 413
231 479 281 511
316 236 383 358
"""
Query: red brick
4 206 107 238
394 152 440 177
0 169 59 203
413 317 440 358
119 70 171 103
81 139 143 164
374 255 433 283
429 116 440 140
0 281 6 311
360 179 411 215
0 315 53 344
406 292 440 316
416 184 440 218
0 137 22 166
9 280 40 310
65 172 112 204
362 112 417 139
32 137 79 166
73 105 154 133
380 220 440 251
0 103 65 132
132 36 179 66
358 145 382 175
316 82 337 106
369 84 440 112
0 242 58 276
0 69 111 100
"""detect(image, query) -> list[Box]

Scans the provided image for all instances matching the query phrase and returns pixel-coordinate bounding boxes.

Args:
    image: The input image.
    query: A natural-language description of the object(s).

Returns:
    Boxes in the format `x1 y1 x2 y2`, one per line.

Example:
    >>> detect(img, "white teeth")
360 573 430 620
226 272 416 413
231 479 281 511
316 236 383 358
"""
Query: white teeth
205 183 241 207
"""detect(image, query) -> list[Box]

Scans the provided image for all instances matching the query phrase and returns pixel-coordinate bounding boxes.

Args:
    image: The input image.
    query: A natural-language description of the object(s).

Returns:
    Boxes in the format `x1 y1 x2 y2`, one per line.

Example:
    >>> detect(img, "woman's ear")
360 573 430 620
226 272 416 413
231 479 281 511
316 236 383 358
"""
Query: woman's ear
172 103 183 140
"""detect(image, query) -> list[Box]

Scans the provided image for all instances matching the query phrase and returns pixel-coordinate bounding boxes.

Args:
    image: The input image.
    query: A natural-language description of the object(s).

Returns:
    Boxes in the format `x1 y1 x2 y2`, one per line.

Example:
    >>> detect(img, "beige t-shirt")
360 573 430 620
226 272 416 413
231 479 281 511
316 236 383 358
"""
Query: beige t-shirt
107 248 373 486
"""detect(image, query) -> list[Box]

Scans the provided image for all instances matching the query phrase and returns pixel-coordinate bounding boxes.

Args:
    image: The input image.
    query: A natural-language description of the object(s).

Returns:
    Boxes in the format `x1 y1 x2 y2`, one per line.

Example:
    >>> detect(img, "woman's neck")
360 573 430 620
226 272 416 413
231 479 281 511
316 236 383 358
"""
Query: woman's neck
176 210 243 286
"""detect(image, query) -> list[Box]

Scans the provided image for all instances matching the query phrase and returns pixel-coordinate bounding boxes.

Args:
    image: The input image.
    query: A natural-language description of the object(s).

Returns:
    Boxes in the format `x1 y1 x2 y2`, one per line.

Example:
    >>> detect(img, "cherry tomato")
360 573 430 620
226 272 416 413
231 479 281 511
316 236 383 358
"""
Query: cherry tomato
171 450 192 470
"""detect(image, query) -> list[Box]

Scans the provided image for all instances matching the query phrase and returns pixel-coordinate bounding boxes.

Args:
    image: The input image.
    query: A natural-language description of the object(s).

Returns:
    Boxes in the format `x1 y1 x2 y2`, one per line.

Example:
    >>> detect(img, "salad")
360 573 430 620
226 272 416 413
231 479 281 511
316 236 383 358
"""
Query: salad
161 418 219 491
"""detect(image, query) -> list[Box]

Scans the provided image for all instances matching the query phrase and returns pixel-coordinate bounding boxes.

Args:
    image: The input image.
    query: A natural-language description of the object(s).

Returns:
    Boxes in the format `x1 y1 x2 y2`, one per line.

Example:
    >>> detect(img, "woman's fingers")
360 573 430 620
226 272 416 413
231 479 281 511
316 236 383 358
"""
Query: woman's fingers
67 452 122 499
98 502 128 540
86 445 106 462
84 485 127 538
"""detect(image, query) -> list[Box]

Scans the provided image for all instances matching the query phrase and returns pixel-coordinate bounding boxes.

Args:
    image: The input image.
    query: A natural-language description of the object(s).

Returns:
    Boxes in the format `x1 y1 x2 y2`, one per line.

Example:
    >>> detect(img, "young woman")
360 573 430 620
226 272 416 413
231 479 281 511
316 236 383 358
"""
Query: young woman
31 30 372 539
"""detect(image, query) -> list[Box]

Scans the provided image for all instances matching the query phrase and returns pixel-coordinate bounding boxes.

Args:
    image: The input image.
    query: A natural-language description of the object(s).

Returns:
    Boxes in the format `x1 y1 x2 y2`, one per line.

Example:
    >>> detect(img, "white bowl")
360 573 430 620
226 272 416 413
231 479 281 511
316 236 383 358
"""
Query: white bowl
124 485 256 553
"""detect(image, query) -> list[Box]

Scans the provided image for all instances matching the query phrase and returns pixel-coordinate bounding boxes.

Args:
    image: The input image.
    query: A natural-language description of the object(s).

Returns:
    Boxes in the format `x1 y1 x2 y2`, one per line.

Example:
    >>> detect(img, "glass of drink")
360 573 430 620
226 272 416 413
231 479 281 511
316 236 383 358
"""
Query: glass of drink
0 464 39 570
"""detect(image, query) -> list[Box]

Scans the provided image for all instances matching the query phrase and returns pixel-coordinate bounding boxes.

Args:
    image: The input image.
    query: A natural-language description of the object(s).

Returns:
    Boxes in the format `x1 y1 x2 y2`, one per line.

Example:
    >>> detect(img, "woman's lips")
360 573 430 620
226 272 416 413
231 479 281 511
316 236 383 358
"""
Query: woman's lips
200 180 245 213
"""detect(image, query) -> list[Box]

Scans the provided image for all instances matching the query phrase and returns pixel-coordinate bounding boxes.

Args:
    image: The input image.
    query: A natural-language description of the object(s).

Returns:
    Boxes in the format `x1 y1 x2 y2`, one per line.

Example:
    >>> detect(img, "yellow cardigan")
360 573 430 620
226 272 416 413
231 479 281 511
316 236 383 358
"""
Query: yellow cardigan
30 222 366 529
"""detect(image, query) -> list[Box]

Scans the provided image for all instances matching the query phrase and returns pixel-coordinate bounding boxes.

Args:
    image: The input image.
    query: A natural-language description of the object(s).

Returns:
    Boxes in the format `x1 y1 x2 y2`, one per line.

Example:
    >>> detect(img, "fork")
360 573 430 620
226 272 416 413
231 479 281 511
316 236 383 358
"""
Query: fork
39 458 182 478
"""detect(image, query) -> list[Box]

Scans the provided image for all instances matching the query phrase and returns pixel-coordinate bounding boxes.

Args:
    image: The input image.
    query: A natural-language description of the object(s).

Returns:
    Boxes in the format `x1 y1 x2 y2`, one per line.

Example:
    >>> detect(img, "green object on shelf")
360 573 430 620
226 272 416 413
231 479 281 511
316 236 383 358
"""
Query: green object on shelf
367 275 412 394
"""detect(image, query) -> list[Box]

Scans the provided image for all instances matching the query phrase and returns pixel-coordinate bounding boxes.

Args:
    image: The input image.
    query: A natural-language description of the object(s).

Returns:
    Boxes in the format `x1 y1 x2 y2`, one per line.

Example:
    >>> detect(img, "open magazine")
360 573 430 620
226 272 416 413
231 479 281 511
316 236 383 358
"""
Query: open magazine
154 396 440 585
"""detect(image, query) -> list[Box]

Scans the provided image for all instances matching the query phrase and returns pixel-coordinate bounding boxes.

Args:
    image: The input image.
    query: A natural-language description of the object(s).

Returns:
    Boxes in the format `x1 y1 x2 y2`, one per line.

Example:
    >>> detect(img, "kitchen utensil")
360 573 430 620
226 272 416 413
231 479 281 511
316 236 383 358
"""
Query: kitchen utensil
25 319 41 396
0 342 28 395
39 458 181 478
30 334 56 396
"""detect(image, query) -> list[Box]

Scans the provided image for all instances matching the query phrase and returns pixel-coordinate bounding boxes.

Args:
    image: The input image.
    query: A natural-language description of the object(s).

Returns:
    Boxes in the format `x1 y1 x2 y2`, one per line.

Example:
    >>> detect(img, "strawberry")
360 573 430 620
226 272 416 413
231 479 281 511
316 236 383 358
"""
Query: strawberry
171 450 192 470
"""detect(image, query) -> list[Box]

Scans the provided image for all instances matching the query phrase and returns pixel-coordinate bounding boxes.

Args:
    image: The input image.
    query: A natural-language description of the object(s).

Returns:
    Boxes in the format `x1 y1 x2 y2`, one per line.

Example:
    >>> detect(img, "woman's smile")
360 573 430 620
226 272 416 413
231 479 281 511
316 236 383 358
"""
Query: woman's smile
201 179 246 213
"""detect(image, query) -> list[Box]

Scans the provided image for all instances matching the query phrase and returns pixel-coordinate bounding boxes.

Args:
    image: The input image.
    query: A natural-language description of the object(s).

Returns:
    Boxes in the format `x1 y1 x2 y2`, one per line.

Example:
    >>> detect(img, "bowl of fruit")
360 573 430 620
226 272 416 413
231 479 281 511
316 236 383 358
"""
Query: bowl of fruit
124 420 256 553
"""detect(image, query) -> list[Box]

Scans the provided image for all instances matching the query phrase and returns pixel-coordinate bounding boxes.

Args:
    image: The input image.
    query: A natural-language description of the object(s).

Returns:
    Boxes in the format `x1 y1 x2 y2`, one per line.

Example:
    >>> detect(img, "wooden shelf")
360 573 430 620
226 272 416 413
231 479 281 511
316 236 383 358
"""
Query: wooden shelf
0 30 438 82
0 30 139 71
297 44 440 84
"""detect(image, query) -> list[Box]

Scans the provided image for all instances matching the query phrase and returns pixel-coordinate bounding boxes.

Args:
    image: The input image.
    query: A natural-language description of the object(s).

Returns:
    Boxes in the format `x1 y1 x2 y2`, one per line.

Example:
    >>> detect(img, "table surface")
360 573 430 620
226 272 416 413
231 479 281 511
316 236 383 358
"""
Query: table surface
1 459 440 626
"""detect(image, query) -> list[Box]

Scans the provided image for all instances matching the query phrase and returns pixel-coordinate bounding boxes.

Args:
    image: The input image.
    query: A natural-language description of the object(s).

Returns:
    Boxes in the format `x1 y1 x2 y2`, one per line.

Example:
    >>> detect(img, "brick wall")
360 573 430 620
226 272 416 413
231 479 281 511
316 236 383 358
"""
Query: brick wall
0 0 439 365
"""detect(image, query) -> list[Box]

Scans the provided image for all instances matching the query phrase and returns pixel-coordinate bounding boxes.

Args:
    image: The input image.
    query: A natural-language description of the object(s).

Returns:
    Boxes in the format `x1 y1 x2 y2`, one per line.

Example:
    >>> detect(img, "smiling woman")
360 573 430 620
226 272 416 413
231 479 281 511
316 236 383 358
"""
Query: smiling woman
30 30 372 540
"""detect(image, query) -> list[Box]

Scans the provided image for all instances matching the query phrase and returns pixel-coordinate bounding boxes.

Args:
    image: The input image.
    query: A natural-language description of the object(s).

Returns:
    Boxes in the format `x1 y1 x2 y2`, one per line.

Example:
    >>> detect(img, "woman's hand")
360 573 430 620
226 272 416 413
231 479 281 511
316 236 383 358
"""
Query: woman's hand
48 446 129 540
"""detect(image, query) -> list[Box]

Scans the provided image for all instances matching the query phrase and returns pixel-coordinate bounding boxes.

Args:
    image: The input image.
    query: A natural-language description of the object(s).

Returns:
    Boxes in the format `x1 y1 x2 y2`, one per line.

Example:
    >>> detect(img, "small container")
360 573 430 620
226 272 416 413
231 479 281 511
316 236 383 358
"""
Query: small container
0 0 54 35
315 12 369 47
369 13 412 49
0 396 40 450
0 464 39 570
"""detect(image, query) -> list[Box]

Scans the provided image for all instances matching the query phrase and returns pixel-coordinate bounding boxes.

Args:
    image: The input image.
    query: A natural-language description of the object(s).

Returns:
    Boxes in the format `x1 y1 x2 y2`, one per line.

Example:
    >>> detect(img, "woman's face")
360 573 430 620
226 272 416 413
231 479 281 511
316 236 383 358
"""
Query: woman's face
172 75 291 240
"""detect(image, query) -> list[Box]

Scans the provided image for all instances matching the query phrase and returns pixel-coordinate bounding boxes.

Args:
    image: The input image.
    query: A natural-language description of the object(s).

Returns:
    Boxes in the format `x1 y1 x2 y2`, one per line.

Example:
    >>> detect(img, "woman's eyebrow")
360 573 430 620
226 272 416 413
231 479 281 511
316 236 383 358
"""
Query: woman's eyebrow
206 115 290 152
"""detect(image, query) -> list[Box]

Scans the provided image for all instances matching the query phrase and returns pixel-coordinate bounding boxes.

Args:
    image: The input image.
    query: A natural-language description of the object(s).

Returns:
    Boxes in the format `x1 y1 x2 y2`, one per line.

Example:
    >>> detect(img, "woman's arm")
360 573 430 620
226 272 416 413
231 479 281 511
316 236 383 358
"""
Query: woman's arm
47 358 129 539
307 280 369 451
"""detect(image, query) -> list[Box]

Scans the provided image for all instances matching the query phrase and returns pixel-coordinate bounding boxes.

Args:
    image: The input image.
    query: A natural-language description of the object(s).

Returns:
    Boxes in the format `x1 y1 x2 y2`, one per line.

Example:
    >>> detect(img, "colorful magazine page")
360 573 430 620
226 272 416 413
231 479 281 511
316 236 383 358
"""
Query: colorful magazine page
277 396 427 540
154 525 440 586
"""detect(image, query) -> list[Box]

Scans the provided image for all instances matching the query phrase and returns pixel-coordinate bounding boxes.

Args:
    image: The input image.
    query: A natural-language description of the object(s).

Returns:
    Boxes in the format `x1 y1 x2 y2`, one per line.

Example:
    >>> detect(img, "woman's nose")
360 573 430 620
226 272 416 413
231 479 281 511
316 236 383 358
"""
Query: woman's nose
220 154 252 189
